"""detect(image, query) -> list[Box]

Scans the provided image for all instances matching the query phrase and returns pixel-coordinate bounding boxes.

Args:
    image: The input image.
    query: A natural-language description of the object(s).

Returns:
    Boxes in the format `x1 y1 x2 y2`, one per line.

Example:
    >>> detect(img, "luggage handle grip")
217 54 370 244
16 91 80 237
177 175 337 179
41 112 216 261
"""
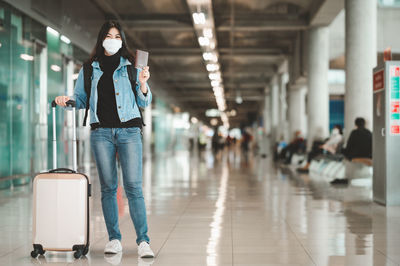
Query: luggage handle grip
51 99 76 108
49 168 76 174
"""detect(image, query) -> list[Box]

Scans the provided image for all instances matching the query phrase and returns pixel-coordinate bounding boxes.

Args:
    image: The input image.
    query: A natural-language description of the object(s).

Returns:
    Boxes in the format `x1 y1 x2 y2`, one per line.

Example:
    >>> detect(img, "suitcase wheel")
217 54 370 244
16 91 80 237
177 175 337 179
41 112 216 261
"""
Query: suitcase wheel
31 244 45 258
74 249 82 259
73 244 88 259
30 250 38 258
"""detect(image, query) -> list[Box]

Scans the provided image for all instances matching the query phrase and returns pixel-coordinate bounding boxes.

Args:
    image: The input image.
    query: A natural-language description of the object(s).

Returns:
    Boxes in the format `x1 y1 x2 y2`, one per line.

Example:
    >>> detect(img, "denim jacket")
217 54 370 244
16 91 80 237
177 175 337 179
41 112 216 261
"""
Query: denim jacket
73 57 152 124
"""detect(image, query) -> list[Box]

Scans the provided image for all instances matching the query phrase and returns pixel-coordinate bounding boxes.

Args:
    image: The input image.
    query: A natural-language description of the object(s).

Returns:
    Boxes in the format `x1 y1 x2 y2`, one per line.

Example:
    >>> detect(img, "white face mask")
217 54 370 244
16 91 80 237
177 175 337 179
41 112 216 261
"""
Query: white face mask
102 39 122 55
332 128 340 135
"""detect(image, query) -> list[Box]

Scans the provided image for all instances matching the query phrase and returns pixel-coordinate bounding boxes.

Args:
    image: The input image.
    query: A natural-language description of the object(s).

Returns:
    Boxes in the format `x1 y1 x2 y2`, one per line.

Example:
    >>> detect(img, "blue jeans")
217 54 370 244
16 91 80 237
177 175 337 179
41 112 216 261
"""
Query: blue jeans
90 127 149 244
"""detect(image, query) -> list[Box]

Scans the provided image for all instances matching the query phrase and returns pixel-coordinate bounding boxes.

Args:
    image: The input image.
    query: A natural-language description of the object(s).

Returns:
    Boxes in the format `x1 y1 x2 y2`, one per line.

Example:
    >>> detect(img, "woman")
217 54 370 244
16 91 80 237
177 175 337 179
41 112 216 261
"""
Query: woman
321 125 343 154
55 21 154 258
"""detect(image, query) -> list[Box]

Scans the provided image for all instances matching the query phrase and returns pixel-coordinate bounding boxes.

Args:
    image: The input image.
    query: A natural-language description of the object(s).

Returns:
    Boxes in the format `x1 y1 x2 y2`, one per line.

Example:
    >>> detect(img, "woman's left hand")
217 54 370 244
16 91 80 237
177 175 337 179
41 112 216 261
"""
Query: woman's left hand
139 66 150 84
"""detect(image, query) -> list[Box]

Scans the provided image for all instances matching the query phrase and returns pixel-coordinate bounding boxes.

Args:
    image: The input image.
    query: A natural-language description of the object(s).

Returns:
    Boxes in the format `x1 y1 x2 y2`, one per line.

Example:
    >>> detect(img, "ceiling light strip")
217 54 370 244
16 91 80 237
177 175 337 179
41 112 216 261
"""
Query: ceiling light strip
186 0 229 129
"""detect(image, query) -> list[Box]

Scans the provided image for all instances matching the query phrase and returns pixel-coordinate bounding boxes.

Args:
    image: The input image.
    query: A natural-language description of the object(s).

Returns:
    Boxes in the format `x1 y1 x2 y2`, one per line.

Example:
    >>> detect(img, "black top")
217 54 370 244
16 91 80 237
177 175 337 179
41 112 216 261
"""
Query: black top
343 127 372 160
93 51 142 129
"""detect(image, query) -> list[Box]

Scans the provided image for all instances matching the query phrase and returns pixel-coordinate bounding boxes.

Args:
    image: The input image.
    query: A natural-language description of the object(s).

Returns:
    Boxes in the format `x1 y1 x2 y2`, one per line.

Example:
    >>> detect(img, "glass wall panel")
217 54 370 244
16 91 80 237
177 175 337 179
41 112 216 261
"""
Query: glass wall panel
0 5 12 188
31 41 47 173
0 5 34 186
10 12 33 185
153 98 174 154
0 2 89 190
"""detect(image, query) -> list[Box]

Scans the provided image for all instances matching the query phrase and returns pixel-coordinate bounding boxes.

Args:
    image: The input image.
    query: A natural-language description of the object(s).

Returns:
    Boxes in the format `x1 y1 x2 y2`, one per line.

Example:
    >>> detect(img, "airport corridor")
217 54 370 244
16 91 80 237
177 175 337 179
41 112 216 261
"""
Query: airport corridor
0 150 400 266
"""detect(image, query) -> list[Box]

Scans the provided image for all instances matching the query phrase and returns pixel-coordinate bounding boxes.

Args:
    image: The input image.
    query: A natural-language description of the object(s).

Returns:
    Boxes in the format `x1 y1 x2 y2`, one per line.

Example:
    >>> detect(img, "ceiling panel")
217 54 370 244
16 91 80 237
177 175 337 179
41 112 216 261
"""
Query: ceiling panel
90 0 322 127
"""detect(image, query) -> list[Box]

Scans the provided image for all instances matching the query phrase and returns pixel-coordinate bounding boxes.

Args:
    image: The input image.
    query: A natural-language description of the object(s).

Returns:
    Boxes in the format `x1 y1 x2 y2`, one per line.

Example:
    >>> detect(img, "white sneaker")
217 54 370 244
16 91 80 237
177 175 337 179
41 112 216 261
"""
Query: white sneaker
104 239 123 254
138 242 154 258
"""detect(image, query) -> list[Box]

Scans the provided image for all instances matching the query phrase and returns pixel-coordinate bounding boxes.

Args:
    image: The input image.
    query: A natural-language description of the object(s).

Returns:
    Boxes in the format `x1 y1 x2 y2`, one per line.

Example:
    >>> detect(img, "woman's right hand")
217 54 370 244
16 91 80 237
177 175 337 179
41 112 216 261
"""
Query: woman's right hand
55 96 71 107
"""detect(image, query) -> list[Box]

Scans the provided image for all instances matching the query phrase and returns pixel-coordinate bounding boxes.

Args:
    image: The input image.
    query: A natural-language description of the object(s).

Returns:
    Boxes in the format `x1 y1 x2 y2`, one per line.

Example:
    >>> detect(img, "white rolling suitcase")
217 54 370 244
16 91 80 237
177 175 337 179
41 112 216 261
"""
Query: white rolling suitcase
31 100 91 259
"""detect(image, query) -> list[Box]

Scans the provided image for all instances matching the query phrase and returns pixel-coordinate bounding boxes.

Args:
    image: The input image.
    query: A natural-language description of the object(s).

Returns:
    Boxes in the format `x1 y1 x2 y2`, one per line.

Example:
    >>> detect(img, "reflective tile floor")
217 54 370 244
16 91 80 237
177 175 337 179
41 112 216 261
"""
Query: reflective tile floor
1 149 400 265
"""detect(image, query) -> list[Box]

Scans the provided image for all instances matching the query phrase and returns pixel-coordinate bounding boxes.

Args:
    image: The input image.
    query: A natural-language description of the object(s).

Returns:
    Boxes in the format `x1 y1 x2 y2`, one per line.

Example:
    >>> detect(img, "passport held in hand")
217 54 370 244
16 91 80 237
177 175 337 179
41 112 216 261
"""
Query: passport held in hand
135 50 149 69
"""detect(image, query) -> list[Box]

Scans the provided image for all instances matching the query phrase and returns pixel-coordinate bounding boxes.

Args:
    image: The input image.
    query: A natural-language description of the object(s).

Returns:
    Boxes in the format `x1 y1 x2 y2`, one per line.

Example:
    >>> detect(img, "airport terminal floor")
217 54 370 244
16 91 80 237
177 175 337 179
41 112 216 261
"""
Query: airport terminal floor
1 149 400 266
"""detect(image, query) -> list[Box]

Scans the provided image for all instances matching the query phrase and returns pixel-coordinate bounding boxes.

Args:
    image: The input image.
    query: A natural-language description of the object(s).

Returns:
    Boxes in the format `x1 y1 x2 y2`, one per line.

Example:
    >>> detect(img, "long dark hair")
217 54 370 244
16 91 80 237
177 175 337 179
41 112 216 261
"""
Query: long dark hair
86 20 135 64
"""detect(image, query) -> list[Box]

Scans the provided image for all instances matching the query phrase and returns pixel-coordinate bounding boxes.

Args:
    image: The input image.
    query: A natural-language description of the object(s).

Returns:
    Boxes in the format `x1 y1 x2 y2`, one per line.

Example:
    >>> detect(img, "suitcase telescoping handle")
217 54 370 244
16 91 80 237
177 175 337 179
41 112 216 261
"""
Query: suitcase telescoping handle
51 99 77 172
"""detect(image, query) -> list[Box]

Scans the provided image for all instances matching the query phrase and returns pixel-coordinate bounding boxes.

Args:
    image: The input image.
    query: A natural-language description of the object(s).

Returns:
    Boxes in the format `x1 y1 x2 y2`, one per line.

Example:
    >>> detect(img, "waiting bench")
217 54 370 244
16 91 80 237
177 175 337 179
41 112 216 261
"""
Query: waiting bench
309 155 372 184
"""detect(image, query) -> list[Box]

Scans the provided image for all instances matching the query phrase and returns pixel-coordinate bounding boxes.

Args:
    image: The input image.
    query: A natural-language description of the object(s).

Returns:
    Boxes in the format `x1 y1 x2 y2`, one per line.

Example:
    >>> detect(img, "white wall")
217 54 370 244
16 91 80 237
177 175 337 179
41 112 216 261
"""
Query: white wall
377 7 400 53
329 6 400 60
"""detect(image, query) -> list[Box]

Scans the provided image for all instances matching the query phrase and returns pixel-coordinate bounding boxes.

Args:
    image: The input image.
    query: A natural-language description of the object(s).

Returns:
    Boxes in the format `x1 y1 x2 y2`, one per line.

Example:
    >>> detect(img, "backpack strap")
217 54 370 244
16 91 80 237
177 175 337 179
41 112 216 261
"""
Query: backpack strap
82 62 93 126
127 65 146 127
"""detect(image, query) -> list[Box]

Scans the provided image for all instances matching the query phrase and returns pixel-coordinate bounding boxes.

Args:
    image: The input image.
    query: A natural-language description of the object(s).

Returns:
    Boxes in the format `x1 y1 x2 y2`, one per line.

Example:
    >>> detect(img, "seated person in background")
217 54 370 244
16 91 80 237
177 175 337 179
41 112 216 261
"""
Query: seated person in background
342 118 372 161
281 131 306 164
331 117 372 185
321 125 343 154
275 135 287 161
297 125 343 173
273 136 286 161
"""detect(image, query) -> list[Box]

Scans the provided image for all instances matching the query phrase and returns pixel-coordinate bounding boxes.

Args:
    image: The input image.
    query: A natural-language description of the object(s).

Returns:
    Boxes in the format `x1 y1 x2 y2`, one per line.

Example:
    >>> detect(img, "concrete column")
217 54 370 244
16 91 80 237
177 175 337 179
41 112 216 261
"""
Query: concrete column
289 86 307 139
270 75 280 143
307 26 330 150
261 91 272 156
263 89 271 134
345 0 377 137
278 73 289 142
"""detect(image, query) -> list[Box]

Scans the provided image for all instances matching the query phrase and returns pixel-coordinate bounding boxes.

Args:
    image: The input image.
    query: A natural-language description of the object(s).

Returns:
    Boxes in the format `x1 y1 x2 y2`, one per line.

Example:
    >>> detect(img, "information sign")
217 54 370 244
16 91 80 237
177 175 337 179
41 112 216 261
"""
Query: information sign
390 65 400 135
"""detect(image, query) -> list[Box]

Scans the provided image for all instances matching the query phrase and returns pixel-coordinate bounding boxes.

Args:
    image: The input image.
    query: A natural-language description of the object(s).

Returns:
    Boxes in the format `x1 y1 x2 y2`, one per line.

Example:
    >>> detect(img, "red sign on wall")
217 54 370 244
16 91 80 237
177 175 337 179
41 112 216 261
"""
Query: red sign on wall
374 69 384 92
391 102 400 113
391 125 400 134
390 66 400 77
